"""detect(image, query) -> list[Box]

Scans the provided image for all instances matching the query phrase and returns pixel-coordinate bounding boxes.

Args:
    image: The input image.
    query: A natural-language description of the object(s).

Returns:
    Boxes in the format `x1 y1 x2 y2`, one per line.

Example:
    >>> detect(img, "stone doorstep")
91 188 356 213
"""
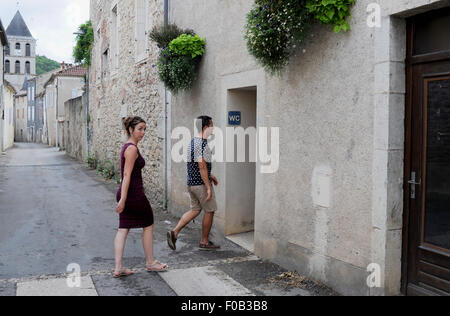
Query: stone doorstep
159 266 255 297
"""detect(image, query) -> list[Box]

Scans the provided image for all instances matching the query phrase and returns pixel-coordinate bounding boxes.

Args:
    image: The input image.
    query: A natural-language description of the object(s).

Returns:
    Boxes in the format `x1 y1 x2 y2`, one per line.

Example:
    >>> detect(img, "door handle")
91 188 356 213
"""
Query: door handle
409 172 421 199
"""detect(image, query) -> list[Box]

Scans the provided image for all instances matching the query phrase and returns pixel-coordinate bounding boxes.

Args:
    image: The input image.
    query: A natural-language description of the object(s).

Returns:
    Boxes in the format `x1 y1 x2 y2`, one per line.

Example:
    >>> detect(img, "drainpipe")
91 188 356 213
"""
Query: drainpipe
86 73 89 160
164 0 169 210
1 45 5 152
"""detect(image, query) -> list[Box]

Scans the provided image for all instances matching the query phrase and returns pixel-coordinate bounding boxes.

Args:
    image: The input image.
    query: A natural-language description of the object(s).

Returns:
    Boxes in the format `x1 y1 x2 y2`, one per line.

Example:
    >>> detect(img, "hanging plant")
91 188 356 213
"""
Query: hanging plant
157 48 198 92
244 0 357 75
150 24 195 49
150 24 206 93
244 0 311 75
306 0 357 33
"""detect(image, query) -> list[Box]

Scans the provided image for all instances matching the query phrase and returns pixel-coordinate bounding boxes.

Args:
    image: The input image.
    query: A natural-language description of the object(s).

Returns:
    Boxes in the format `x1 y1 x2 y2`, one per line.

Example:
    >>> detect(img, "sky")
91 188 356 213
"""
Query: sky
0 0 90 63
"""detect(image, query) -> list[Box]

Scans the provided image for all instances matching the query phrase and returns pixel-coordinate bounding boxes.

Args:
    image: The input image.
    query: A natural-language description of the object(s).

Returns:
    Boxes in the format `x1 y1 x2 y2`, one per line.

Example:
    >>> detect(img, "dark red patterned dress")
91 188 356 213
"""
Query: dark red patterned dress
116 143 154 229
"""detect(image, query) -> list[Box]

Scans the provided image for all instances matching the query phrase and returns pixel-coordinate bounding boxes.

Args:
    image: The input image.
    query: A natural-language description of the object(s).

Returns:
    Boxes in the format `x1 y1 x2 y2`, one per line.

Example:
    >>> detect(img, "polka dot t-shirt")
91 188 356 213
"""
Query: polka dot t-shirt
187 137 212 186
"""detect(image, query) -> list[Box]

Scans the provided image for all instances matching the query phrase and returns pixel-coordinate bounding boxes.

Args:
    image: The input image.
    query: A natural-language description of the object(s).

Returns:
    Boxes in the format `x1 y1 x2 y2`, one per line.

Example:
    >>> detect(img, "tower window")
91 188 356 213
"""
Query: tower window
5 60 10 73
15 61 20 74
26 61 31 74
26 43 31 56
15 43 20 50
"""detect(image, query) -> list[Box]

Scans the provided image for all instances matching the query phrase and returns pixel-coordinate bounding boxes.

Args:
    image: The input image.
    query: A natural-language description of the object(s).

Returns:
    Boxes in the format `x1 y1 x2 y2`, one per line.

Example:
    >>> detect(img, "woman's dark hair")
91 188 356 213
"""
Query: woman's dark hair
196 115 213 132
123 116 146 137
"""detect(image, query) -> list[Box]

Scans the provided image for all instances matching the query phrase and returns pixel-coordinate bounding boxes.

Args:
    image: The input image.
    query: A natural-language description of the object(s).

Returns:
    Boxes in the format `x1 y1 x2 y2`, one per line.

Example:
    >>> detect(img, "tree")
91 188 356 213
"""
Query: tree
73 20 94 67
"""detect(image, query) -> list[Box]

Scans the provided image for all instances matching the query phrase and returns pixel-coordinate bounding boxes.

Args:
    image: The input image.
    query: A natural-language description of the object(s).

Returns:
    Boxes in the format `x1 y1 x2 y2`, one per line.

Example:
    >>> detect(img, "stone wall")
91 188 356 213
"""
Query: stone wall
63 96 87 163
167 0 393 296
89 0 166 210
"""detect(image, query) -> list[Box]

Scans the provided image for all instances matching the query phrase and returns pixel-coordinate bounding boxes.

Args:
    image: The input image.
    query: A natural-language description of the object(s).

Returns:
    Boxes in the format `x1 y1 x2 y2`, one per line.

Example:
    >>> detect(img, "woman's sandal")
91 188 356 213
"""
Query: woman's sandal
146 260 168 272
113 268 134 278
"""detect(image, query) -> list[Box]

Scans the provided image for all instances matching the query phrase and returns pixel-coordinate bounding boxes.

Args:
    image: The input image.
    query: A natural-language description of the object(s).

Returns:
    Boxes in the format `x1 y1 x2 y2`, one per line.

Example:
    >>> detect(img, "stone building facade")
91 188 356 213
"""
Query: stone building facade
43 65 87 148
2 81 15 151
90 0 450 295
14 91 27 142
89 0 166 210
63 96 87 163
1 18 8 152
35 70 57 144
166 0 450 296
26 78 36 142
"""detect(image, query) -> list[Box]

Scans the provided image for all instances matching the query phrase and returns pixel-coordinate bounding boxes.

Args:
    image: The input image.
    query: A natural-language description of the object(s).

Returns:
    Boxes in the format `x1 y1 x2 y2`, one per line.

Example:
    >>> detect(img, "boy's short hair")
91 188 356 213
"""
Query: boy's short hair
196 116 213 132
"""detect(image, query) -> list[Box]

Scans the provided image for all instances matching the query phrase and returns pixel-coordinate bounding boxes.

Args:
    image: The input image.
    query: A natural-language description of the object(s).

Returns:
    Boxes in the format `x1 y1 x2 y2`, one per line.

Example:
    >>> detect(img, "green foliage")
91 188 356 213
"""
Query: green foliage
87 155 97 169
169 34 206 58
73 20 94 67
157 48 198 93
243 0 357 74
114 174 121 185
306 0 356 33
150 24 195 49
151 25 206 94
245 0 311 75
102 160 115 180
97 160 115 180
36 55 60 75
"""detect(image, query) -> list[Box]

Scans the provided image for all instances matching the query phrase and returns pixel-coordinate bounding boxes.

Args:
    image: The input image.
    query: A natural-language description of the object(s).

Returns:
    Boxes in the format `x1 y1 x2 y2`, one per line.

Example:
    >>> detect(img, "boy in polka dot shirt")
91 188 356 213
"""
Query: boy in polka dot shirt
168 116 220 251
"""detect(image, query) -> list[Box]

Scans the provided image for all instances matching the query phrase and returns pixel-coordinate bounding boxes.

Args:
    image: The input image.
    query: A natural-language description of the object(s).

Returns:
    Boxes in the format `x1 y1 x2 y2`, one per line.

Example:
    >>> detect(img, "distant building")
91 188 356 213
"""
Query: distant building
3 81 16 150
35 70 58 144
43 64 87 148
14 88 27 143
4 11 36 92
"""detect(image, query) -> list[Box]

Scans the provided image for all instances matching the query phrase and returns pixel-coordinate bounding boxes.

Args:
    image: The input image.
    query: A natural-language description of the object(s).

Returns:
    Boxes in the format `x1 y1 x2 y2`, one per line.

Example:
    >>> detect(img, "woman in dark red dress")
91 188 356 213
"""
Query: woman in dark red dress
113 116 168 278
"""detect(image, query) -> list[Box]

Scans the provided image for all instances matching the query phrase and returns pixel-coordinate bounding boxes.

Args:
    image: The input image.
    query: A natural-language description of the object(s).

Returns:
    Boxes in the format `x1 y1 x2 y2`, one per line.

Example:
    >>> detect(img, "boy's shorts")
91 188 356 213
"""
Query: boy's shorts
187 185 217 213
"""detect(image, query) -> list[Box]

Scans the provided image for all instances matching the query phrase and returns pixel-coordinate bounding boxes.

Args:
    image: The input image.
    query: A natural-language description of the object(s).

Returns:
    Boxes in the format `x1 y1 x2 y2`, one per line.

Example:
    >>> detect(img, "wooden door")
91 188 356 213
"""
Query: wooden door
403 8 450 296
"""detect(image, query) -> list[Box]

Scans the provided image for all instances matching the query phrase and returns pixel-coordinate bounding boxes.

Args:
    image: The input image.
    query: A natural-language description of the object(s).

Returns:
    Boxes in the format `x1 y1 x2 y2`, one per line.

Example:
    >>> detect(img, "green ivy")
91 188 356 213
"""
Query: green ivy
169 34 206 58
306 0 356 33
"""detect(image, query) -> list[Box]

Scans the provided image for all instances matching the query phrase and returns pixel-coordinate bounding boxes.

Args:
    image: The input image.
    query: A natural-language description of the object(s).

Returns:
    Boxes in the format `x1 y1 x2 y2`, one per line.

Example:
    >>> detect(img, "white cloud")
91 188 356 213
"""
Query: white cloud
0 0 90 63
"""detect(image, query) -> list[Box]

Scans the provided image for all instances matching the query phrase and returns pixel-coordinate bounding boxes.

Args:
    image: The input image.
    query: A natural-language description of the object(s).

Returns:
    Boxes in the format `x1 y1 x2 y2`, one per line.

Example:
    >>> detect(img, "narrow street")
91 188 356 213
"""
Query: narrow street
0 143 335 296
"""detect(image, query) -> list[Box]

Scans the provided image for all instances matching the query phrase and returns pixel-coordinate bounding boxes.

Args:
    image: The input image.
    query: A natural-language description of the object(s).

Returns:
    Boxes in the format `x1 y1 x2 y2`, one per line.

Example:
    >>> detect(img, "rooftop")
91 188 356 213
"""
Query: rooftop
6 11 33 38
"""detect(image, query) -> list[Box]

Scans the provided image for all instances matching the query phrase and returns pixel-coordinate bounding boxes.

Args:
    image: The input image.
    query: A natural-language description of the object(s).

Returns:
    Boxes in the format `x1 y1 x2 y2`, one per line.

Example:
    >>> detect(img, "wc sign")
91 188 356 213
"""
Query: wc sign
228 111 242 126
